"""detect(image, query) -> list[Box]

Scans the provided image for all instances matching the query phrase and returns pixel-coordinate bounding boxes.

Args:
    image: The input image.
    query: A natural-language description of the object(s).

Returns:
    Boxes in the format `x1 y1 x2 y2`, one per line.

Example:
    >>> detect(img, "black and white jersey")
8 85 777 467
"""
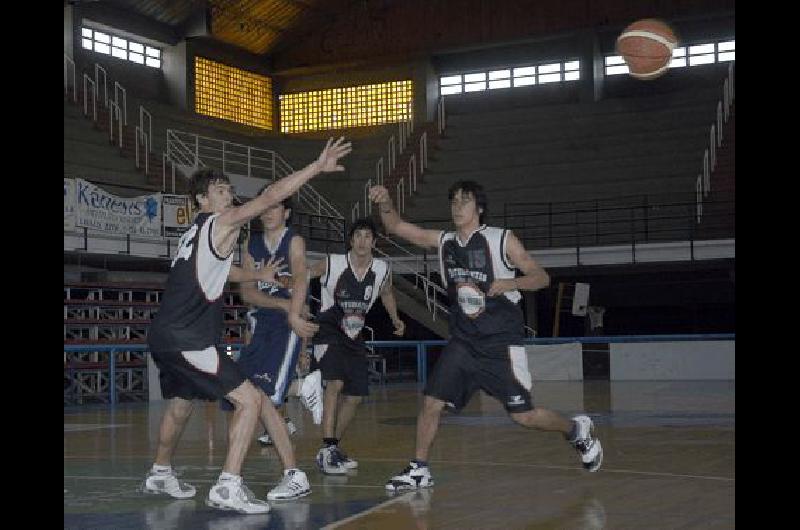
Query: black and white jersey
149 212 234 352
438 225 524 354
314 253 390 351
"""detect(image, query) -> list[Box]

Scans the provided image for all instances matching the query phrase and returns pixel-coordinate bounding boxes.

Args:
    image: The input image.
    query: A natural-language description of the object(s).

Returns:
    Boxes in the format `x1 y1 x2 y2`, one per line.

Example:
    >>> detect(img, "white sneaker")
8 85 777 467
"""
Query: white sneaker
316 446 347 475
267 469 311 501
385 462 434 491
258 418 297 446
206 475 270 514
571 415 603 472
330 446 358 470
142 468 196 498
299 370 323 425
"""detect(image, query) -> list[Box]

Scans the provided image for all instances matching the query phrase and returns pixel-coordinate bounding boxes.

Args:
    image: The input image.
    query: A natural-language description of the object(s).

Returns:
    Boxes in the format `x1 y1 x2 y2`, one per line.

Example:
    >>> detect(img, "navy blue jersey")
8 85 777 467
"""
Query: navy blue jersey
149 212 233 352
246 227 297 333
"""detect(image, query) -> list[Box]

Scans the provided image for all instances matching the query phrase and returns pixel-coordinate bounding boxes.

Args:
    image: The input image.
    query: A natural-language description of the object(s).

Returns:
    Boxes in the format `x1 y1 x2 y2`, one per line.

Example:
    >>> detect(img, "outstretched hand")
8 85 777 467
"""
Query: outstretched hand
256 256 286 284
316 137 353 173
368 185 392 205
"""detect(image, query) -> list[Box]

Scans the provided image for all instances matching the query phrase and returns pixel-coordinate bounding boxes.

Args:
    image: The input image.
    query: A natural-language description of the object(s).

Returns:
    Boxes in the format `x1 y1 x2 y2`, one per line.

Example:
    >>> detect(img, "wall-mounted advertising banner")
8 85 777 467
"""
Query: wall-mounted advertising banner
75 178 162 237
64 178 76 231
162 194 193 238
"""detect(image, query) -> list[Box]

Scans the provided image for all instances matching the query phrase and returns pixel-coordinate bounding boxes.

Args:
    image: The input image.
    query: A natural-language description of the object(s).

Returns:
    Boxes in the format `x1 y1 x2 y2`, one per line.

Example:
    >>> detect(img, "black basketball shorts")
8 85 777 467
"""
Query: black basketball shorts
151 345 247 401
314 343 369 397
423 337 534 413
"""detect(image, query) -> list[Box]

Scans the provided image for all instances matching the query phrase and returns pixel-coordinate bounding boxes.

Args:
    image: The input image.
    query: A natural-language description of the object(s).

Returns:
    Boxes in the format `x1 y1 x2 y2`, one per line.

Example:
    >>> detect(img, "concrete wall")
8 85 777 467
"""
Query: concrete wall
163 41 187 110
610 340 734 380
525 342 584 381
522 340 734 381
64 5 74 58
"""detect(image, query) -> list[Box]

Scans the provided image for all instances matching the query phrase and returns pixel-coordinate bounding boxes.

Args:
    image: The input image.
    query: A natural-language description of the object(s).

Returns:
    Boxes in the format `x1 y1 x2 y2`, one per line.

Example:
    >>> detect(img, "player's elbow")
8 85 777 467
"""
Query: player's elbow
539 271 551 288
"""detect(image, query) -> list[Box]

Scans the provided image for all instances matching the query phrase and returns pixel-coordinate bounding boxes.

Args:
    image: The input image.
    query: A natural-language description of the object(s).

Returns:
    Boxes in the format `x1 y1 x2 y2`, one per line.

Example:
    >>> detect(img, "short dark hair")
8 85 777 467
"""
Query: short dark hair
347 217 378 250
448 180 488 224
189 168 230 209
257 184 293 223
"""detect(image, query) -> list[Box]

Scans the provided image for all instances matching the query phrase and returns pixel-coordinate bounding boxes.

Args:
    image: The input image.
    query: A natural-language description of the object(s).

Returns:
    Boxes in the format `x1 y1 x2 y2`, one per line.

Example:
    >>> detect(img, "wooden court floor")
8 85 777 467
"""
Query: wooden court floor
64 380 735 529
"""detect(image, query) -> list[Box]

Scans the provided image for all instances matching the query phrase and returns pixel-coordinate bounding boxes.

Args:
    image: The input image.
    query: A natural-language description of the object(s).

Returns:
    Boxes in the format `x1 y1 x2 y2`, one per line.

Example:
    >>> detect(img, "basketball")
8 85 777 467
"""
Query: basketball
616 19 678 80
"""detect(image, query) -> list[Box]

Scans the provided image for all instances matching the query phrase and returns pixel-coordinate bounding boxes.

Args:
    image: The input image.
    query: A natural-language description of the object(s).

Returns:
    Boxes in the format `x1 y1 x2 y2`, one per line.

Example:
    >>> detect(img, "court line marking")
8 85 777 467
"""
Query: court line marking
321 491 414 529
352 458 735 482
63 475 386 489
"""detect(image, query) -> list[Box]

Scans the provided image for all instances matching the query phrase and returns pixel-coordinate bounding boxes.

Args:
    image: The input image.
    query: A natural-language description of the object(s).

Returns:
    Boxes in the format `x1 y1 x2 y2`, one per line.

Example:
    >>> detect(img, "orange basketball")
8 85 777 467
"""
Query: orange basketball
616 19 678 80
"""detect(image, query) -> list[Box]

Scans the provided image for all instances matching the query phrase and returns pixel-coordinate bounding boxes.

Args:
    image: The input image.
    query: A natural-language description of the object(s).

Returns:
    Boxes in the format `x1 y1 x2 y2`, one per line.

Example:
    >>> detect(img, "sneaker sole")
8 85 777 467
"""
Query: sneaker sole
205 498 270 514
385 480 434 492
141 484 196 499
320 467 348 475
584 445 603 472
267 488 311 501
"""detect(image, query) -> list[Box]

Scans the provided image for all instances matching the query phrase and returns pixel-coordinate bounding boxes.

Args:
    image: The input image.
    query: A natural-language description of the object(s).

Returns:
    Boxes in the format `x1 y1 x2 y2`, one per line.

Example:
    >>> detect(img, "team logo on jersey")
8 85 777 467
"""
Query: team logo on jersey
337 289 350 299
364 285 373 301
469 250 486 269
341 314 365 339
507 395 525 406
456 281 485 319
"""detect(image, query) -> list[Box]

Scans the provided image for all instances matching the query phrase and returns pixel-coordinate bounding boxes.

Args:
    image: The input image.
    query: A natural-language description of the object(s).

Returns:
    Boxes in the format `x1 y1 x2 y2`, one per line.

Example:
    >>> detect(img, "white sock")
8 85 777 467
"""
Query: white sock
284 468 300 476
152 464 172 474
219 471 240 482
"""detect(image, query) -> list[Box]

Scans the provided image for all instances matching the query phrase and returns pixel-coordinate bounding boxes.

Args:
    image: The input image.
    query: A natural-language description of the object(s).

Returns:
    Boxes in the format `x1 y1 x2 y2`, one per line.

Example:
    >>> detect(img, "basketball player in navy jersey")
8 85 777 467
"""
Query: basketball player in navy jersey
369 181 603 491
307 218 405 475
142 137 351 513
233 190 323 446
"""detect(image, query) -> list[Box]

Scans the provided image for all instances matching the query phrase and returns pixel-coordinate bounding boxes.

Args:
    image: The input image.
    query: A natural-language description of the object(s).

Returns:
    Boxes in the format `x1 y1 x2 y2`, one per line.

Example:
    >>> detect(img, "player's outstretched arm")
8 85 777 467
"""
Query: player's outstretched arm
213 138 352 254
287 236 318 339
369 185 441 249
379 274 405 336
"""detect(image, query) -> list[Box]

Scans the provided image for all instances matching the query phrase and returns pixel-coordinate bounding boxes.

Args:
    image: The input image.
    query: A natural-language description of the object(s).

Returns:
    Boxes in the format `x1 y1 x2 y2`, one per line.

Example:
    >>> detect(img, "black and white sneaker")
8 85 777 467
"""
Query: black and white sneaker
385 462 434 491
316 446 348 475
267 469 311 501
571 415 603 472
330 446 358 470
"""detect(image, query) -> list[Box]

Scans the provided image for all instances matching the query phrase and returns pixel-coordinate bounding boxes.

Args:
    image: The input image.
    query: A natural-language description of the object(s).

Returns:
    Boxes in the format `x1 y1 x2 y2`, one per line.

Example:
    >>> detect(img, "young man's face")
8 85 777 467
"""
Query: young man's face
450 189 481 228
197 180 234 213
260 203 289 231
350 228 375 257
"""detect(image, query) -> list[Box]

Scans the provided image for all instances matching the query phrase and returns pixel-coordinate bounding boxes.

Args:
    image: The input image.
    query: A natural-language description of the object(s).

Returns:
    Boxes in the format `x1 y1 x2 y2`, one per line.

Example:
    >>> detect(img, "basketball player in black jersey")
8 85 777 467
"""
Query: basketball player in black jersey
307 218 405 475
369 181 603 491
142 137 351 513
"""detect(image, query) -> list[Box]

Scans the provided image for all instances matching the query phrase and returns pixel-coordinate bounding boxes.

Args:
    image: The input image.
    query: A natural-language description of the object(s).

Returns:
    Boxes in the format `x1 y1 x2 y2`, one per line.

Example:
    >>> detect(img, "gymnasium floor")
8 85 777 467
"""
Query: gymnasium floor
64 380 735 529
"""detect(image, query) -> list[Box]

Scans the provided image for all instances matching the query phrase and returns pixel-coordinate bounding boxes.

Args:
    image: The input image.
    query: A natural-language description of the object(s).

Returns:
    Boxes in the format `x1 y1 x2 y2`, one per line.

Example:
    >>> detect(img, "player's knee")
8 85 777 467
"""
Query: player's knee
230 383 261 412
422 396 445 416
344 395 363 406
509 409 538 427
326 379 344 393
169 398 194 421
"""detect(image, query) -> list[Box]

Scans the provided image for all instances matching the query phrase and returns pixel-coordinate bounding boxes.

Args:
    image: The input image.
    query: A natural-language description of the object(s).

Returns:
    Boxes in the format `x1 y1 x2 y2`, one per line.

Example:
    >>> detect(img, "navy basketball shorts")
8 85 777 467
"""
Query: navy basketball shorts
151 345 247 401
314 343 369 397
423 337 534 413
222 324 302 410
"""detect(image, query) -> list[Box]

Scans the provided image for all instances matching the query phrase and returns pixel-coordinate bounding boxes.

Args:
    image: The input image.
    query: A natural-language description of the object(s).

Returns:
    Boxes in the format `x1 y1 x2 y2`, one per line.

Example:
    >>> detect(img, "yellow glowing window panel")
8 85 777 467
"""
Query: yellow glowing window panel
280 80 413 133
194 56 273 130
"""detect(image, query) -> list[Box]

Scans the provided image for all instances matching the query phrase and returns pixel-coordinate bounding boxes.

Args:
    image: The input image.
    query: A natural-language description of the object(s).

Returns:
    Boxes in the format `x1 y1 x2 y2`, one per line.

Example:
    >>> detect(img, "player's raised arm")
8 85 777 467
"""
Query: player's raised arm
369 185 441 249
